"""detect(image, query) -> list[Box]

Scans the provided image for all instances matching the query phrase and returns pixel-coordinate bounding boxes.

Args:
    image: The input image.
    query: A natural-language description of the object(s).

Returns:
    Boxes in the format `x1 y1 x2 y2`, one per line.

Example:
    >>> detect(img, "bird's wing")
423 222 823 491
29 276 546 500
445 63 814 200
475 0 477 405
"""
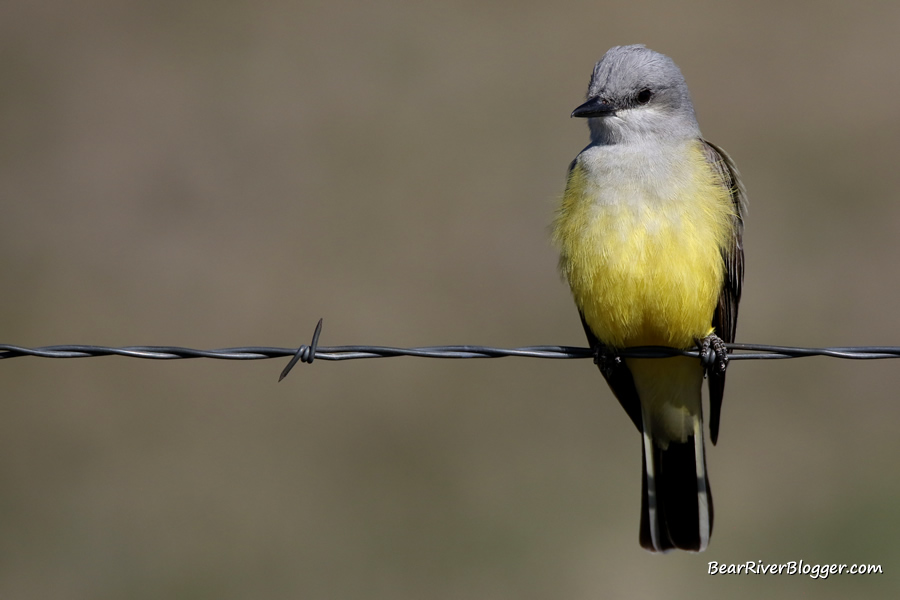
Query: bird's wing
700 140 746 445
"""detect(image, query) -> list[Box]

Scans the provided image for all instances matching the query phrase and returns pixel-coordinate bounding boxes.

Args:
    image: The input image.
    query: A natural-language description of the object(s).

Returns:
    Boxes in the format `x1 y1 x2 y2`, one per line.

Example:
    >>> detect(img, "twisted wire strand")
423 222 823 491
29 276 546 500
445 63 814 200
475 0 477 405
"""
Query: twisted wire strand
3 319 900 381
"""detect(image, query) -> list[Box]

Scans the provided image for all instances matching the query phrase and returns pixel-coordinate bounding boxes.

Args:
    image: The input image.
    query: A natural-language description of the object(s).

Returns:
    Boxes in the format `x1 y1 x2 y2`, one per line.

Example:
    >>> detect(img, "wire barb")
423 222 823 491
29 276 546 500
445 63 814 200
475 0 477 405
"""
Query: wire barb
278 318 324 382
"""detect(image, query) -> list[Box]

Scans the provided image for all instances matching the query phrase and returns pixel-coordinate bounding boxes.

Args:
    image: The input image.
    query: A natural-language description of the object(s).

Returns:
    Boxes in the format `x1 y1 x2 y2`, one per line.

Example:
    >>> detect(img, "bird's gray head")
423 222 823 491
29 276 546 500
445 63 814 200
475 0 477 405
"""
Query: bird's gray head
572 45 700 145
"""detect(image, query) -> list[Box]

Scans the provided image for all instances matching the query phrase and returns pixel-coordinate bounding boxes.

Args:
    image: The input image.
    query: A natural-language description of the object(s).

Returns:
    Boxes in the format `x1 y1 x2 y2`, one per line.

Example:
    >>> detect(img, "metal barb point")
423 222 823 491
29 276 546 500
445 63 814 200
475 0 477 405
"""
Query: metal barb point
278 318 324 382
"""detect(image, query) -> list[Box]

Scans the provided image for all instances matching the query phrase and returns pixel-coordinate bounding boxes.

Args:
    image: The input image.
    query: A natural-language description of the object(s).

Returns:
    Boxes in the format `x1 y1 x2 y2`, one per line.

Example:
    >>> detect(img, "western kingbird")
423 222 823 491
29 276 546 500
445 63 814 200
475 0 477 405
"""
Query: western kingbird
553 45 746 552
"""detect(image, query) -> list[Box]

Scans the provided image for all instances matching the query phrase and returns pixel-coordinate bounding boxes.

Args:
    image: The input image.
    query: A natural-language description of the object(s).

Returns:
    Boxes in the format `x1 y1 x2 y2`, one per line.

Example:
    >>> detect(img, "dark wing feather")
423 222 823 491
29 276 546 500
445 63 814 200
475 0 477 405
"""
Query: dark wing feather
579 312 643 432
700 140 746 445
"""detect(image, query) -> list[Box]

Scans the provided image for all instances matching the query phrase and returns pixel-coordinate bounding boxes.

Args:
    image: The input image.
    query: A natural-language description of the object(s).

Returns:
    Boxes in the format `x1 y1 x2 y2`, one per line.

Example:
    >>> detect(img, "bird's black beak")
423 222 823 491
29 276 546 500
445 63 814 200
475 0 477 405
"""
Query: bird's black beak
571 96 616 118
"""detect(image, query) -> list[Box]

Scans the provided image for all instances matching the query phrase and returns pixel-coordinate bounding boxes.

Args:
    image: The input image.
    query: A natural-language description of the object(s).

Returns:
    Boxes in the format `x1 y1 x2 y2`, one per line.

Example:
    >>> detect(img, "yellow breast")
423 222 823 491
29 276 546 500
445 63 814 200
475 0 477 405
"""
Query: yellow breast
553 140 735 349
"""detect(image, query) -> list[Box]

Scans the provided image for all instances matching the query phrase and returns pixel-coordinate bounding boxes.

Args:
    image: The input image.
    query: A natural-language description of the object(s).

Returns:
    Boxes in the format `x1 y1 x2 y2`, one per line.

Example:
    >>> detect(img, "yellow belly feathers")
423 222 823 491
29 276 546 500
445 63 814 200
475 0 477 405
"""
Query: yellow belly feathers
554 140 735 350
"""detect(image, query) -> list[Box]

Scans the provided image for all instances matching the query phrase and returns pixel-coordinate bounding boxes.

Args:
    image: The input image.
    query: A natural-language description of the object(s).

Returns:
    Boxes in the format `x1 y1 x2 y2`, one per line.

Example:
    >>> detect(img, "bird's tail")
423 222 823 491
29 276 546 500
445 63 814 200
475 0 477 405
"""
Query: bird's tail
639 417 713 552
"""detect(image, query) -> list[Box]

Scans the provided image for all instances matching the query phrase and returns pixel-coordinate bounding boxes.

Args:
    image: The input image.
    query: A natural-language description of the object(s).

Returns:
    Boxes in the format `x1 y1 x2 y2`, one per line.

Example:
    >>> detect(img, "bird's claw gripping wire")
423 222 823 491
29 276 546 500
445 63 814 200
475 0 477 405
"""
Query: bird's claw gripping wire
278 318 324 382
697 333 728 378
593 344 624 380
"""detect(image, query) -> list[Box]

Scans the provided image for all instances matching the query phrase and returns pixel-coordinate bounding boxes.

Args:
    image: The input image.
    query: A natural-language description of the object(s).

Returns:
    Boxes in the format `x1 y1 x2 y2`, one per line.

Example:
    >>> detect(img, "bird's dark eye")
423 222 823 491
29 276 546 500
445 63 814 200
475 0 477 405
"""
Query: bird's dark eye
636 89 653 104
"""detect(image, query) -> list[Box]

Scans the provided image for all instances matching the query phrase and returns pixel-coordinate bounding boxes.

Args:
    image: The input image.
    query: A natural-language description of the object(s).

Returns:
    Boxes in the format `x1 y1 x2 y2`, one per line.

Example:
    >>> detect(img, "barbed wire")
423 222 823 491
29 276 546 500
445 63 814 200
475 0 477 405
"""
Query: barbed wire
2 319 900 381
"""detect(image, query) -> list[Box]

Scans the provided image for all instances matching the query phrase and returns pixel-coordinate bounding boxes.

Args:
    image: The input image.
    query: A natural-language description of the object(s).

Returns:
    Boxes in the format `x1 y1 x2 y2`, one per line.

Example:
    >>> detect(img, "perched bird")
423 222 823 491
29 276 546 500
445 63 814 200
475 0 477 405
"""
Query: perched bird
552 45 745 552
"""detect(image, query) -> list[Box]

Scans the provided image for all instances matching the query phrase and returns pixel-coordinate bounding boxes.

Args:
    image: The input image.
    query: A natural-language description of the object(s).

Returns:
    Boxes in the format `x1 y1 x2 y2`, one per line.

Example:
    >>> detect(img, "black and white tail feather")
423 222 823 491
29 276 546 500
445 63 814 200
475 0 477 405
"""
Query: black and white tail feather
639 415 712 552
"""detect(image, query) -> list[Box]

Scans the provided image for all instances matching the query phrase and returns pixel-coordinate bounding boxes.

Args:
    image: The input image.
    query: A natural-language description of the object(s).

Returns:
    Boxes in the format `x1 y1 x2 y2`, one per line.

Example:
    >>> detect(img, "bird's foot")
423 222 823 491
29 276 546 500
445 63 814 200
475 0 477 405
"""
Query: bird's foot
593 344 623 380
696 333 728 378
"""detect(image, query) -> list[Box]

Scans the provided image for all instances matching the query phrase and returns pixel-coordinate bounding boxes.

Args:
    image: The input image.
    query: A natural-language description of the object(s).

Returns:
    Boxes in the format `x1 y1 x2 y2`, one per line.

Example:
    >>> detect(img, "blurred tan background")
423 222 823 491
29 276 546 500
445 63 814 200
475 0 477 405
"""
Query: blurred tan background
2 0 899 598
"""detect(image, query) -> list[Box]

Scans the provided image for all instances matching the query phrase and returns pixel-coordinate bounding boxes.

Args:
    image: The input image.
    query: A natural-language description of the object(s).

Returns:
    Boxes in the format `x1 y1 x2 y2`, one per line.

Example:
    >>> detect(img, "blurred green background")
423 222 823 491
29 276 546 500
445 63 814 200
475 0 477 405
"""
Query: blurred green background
2 1 899 598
